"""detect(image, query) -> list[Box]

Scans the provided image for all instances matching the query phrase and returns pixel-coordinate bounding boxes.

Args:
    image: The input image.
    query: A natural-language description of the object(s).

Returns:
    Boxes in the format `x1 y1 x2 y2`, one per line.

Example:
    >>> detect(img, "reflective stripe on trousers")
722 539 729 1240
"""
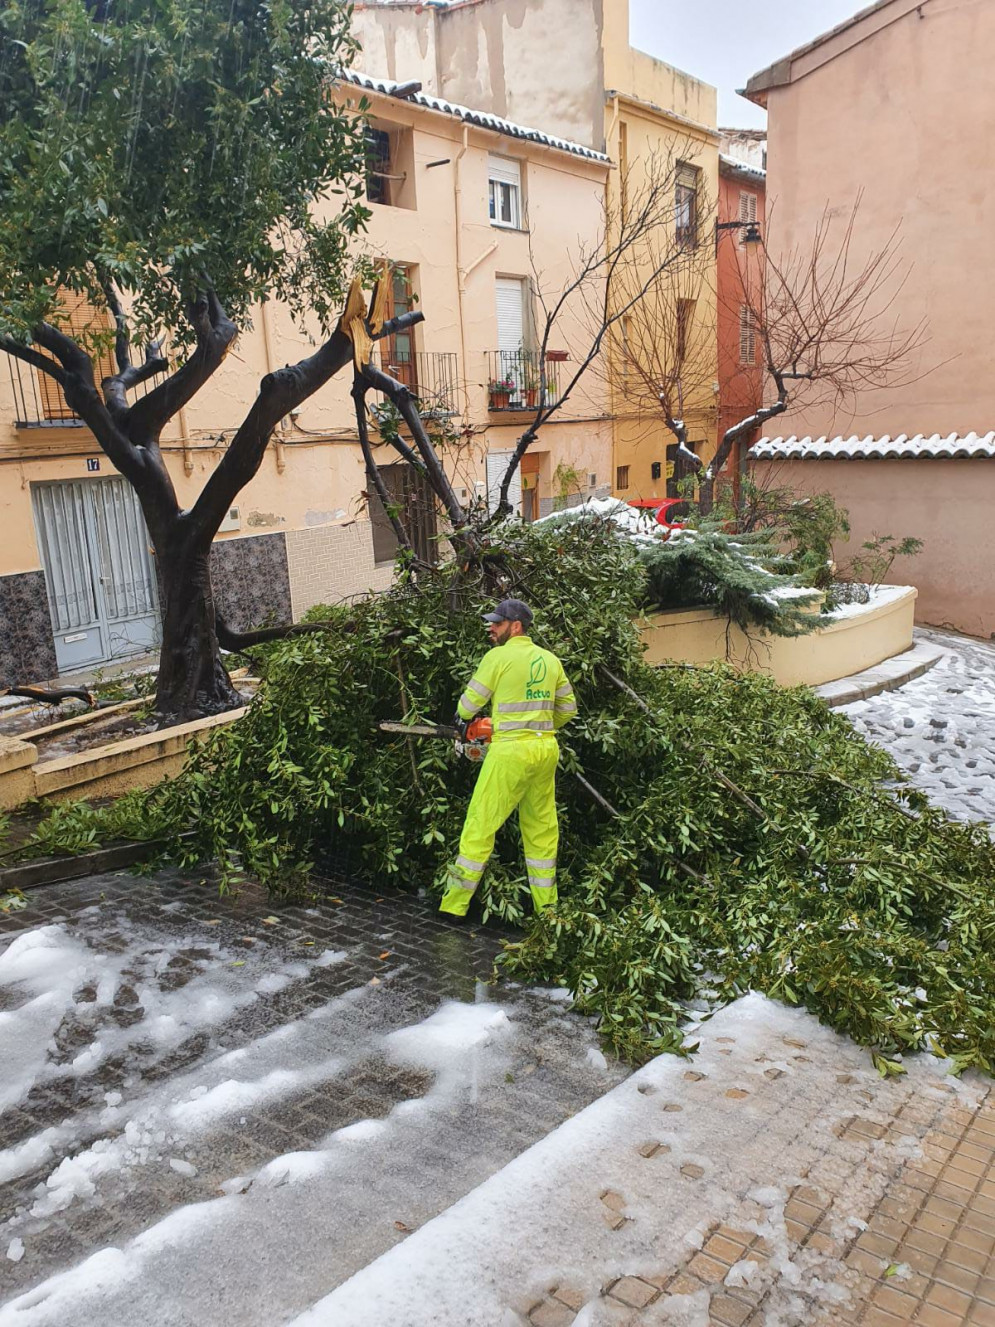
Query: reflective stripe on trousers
439 737 560 917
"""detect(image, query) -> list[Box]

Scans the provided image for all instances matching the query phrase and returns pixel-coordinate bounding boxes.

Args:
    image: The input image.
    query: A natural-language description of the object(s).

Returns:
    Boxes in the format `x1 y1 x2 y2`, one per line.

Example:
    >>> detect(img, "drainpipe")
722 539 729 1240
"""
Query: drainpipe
606 94 621 489
454 125 472 419
258 299 286 474
178 404 194 476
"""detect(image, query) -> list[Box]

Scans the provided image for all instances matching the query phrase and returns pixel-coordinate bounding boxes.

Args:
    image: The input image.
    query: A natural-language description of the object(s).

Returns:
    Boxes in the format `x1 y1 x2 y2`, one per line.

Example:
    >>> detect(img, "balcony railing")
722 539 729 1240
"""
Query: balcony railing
371 349 460 416
486 350 563 412
5 347 166 428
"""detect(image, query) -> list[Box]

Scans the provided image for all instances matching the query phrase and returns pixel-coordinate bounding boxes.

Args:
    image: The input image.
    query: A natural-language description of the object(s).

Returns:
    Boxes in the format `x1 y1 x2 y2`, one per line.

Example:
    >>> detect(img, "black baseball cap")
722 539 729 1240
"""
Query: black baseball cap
482 598 534 627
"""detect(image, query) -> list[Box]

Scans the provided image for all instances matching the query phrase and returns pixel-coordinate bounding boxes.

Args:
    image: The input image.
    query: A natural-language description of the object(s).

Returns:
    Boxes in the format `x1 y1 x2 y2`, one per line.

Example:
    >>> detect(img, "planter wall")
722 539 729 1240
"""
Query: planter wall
637 586 917 688
0 708 246 811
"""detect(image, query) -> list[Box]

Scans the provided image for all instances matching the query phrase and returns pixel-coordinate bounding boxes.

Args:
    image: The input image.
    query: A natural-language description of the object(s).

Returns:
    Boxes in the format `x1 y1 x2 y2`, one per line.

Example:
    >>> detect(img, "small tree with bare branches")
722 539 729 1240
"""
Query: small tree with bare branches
606 200 926 513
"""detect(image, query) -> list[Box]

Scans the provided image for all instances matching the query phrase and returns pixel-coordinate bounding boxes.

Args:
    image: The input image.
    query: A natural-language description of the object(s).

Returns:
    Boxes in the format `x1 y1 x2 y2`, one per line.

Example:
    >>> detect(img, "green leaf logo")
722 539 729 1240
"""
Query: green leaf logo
529 656 548 686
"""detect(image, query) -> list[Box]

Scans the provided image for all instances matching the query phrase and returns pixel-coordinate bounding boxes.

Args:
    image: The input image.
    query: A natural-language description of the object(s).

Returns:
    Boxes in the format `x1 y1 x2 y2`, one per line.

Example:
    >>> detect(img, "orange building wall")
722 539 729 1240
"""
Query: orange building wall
716 165 765 494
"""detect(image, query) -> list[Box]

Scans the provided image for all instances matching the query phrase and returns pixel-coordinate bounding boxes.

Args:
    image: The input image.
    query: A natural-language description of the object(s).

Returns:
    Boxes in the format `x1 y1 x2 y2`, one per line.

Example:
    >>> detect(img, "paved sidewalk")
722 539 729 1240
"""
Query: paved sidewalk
0 868 624 1324
283 996 992 1327
845 627 995 826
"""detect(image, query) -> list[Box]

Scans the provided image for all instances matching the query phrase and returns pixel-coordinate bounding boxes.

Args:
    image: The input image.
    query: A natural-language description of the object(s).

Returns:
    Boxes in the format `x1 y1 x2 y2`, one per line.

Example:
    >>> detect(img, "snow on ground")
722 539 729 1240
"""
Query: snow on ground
0 995 536 1326
844 627 995 826
285 995 982 1327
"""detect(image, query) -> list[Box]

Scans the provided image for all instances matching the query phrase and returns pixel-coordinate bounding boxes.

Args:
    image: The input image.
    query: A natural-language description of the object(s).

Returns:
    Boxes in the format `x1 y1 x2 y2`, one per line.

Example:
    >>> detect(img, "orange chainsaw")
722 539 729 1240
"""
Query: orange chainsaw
378 717 493 762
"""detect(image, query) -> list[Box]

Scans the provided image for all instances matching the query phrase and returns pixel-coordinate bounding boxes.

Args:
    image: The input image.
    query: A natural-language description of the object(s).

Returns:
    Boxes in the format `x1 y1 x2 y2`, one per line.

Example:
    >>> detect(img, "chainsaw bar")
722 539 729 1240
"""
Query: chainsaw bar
379 721 459 739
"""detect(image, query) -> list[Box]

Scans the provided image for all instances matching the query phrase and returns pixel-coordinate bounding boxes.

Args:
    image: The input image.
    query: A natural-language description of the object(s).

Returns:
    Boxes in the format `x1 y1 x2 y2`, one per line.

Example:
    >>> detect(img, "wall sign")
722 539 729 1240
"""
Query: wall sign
86 457 100 472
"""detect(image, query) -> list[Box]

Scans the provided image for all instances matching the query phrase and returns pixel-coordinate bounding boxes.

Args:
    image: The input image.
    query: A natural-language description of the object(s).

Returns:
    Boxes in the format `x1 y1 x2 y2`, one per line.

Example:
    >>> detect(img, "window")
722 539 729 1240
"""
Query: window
618 122 628 224
616 464 630 490
365 128 392 205
364 124 415 208
488 156 522 229
380 265 417 391
370 462 438 565
676 299 695 363
38 291 116 423
739 304 757 365
738 189 758 242
675 162 699 249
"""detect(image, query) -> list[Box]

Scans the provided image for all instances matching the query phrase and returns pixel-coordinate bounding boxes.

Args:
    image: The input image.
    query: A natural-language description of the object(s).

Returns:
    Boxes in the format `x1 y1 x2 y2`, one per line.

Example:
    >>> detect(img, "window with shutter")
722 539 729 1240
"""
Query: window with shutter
488 156 522 229
38 291 116 422
675 162 699 249
738 190 758 241
676 299 695 363
739 305 757 365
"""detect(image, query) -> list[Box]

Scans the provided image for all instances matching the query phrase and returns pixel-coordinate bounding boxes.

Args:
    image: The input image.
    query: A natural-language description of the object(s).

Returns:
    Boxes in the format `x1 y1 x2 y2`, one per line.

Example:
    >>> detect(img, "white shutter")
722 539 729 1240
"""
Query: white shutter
495 278 524 352
488 155 521 188
485 450 522 518
739 305 756 364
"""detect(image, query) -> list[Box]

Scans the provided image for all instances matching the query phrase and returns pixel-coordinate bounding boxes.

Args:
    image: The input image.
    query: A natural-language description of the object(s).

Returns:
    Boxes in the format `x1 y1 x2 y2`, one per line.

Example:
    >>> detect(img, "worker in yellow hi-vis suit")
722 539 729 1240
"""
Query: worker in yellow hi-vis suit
440 598 577 918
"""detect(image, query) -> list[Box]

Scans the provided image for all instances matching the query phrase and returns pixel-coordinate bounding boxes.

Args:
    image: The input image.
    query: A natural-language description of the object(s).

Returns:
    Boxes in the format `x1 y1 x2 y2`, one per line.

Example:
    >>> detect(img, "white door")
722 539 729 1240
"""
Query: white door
495 277 526 402
32 478 160 672
486 450 522 519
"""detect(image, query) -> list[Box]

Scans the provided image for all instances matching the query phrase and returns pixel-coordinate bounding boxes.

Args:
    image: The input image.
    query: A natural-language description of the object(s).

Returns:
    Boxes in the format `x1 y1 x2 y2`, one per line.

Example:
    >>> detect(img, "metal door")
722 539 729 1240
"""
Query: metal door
31 478 161 673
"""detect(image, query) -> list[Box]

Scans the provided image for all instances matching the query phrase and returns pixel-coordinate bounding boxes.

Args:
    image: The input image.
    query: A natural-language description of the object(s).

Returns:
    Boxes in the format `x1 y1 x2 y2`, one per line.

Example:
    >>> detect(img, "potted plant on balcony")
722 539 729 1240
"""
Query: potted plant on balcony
488 376 515 409
521 358 541 409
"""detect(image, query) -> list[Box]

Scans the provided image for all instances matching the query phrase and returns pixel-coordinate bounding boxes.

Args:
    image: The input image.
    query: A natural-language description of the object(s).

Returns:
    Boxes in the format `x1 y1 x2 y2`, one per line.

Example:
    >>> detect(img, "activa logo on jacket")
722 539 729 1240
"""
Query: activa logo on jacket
526 654 551 700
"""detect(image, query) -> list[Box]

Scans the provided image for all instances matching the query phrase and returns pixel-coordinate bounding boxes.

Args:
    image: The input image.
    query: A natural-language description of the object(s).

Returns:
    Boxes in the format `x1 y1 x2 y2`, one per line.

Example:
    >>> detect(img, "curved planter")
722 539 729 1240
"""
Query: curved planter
0 708 246 812
637 586 917 688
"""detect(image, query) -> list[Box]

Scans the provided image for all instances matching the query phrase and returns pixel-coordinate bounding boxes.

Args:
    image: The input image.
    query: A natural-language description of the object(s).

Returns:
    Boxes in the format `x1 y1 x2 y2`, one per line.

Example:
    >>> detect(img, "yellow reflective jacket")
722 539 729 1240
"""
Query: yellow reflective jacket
457 636 577 741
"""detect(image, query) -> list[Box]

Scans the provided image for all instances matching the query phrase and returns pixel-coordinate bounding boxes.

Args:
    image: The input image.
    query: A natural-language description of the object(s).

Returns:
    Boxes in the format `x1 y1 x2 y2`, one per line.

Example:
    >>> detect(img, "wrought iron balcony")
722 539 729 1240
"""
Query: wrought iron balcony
486 350 563 411
371 349 460 417
4 347 166 428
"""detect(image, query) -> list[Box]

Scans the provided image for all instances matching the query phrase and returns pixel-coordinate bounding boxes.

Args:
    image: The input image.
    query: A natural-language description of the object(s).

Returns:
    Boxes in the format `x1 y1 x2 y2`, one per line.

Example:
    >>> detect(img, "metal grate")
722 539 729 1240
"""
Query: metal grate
486 350 562 411
372 349 460 416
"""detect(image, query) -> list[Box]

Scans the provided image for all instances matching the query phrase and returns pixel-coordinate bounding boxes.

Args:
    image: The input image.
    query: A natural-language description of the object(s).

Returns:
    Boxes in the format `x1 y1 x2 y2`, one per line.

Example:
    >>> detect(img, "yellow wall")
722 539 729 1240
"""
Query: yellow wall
604 42 719 502
0 89 611 615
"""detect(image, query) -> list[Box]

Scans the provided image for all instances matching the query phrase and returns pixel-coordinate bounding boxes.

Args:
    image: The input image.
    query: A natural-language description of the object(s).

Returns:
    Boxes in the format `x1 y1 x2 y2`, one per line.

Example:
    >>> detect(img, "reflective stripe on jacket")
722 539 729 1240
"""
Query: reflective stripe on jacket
457 636 576 740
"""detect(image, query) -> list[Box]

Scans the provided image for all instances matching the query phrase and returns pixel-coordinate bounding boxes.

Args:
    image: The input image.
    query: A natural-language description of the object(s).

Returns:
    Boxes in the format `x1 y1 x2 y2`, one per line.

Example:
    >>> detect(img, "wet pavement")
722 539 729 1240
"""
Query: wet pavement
845 628 995 827
0 866 625 1323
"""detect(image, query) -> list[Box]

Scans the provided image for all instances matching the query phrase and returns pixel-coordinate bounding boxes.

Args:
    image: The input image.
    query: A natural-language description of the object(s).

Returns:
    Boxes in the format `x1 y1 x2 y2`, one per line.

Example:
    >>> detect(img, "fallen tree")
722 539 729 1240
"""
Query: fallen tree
13 516 995 1074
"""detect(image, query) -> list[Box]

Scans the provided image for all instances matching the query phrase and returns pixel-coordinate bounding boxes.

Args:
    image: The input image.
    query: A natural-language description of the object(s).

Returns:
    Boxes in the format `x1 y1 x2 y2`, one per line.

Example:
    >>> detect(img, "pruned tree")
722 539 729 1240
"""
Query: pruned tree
607 198 927 512
0 0 372 721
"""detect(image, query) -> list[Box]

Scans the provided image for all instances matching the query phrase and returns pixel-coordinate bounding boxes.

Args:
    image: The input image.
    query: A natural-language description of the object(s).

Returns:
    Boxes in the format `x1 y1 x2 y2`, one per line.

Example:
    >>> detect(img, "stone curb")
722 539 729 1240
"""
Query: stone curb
0 836 175 894
815 639 945 708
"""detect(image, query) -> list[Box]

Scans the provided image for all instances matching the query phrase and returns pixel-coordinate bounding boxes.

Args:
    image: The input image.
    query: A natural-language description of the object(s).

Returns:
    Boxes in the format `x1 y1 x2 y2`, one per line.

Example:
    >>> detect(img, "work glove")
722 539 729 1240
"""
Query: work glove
452 714 469 741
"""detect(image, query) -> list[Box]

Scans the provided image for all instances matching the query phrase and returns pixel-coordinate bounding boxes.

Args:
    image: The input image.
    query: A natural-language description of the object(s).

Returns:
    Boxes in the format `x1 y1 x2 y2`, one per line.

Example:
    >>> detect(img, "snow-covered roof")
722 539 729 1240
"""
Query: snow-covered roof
751 432 995 461
340 70 611 165
719 152 765 183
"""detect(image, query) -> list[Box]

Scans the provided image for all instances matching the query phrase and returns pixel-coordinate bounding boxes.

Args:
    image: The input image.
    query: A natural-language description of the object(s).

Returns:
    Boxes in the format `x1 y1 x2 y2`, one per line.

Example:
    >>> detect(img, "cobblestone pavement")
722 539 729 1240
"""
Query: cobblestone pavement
0 866 625 1324
281 995 993 1327
844 628 995 826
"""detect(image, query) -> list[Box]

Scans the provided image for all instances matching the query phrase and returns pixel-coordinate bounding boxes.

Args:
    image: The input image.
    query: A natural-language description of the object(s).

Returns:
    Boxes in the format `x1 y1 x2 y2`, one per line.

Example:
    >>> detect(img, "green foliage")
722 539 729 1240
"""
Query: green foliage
551 462 583 511
0 0 369 345
17 520 995 1073
845 534 925 589
734 479 852 594
638 528 822 637
542 504 823 638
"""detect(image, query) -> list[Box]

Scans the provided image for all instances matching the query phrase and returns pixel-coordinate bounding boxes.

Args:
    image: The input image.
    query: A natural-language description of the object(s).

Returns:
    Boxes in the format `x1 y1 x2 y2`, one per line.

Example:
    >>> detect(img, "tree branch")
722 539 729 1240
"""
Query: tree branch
360 362 470 539
215 614 347 651
190 327 354 540
126 290 236 438
353 377 418 559
0 337 68 388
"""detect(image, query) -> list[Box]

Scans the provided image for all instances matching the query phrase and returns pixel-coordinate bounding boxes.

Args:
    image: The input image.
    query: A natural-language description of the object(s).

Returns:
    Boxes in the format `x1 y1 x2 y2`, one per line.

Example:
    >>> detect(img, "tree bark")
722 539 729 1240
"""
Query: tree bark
154 536 240 724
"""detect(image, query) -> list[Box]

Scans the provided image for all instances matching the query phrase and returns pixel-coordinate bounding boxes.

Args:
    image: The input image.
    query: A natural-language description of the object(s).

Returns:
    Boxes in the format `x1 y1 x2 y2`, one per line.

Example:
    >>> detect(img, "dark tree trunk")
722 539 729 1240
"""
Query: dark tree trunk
154 539 240 724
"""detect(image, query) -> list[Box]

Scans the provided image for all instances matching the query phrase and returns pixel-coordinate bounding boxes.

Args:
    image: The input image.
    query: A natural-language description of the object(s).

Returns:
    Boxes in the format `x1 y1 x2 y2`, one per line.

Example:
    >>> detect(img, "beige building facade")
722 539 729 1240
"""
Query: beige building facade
352 0 720 503
0 77 610 685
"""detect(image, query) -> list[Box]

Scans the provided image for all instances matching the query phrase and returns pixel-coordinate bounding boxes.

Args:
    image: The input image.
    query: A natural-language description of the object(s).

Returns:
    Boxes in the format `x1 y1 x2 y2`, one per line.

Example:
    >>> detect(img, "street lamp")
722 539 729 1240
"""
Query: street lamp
714 220 762 253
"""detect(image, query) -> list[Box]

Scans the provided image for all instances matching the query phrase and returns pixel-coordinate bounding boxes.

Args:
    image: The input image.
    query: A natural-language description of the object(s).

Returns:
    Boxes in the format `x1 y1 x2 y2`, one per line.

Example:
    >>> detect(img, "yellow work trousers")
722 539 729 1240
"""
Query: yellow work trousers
440 736 559 917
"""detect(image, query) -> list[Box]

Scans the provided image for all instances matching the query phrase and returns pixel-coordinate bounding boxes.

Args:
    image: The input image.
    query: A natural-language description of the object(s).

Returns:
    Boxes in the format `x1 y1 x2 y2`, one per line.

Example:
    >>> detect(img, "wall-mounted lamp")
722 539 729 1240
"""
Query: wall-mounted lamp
714 220 762 253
